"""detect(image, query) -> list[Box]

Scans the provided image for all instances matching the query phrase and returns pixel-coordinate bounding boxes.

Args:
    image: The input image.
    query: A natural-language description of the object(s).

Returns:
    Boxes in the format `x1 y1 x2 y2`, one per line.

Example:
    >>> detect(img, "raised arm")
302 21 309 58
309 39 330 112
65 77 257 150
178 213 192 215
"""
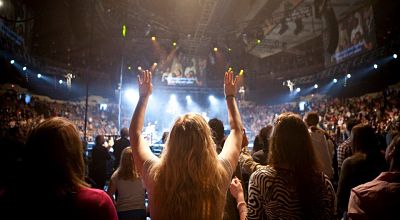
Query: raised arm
129 70 157 175
219 71 243 169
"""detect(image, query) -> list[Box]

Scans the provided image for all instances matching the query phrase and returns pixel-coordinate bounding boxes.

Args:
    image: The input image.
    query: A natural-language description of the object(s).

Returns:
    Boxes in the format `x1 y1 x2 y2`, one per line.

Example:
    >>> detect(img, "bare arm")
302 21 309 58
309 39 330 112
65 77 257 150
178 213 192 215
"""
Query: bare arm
106 177 117 205
129 70 157 175
230 177 247 220
219 71 243 169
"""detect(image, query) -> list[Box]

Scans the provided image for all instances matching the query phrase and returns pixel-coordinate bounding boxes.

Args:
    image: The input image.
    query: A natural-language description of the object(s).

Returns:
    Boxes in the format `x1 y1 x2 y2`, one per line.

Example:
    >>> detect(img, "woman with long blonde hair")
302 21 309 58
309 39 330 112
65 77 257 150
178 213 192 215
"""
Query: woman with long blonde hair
129 70 243 219
107 147 146 220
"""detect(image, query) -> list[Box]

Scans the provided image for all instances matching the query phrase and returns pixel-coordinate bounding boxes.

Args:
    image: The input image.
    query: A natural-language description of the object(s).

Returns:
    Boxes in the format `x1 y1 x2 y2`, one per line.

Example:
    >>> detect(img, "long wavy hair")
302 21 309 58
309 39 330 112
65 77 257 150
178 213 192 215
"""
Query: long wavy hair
151 113 229 220
24 117 89 195
268 112 327 219
116 147 140 180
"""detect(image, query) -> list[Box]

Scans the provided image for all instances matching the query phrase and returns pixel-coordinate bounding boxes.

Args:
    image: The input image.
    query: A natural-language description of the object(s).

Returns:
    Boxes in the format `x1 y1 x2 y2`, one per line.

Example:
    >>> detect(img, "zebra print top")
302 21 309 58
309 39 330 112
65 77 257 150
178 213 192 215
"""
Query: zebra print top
247 165 336 220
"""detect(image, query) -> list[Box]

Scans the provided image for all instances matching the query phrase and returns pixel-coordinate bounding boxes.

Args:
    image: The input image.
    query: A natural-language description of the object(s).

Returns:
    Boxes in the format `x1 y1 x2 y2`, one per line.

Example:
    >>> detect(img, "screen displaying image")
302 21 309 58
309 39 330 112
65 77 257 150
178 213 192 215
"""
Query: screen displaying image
154 50 207 87
330 5 375 64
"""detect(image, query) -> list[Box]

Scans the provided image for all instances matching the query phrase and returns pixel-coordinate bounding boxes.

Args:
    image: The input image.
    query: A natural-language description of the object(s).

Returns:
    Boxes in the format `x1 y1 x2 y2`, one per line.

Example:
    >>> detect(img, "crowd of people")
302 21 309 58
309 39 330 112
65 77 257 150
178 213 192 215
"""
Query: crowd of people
1 85 399 149
1 71 400 219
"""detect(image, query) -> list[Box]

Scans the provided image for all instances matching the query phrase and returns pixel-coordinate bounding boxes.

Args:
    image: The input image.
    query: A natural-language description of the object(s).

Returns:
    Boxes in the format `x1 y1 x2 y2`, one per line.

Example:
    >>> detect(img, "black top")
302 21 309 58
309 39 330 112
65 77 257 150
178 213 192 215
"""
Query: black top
112 137 130 169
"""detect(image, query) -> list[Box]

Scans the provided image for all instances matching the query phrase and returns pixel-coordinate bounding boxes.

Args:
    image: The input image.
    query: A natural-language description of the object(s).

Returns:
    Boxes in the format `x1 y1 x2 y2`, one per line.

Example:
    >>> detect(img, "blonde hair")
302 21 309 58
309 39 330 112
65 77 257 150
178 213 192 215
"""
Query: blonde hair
116 147 140 180
151 113 229 220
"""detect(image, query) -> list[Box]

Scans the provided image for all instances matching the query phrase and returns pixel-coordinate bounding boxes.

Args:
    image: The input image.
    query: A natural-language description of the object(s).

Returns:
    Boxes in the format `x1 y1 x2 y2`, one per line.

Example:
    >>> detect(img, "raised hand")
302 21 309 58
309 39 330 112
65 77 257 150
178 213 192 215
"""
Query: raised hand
224 70 238 98
137 70 153 98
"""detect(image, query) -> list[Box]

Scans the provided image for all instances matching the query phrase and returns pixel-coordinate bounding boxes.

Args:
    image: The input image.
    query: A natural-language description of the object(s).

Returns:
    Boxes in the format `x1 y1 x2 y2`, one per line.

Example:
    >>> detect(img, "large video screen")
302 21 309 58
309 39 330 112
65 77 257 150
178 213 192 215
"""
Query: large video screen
154 50 207 87
330 5 375 64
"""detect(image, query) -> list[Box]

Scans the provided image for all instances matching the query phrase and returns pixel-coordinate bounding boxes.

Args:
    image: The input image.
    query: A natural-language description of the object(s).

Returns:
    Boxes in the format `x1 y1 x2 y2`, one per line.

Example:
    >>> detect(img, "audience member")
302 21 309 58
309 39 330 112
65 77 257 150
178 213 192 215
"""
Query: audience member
129 70 243 219
337 124 388 219
107 147 146 220
305 111 335 180
113 128 130 169
208 118 226 154
252 125 273 165
0 117 117 219
347 135 400 220
230 112 336 220
337 118 360 172
90 135 113 190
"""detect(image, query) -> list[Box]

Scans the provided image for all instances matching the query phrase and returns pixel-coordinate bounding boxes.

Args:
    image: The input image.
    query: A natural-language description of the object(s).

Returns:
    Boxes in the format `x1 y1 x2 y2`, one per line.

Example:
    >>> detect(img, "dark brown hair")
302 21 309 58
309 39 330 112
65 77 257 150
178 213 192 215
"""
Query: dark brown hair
351 124 379 156
304 111 319 127
269 112 327 219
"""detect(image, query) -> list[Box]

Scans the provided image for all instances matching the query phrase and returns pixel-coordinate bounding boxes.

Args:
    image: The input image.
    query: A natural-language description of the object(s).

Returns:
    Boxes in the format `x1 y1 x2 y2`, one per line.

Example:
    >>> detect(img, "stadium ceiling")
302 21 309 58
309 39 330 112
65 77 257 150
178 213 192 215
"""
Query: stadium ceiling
25 0 365 75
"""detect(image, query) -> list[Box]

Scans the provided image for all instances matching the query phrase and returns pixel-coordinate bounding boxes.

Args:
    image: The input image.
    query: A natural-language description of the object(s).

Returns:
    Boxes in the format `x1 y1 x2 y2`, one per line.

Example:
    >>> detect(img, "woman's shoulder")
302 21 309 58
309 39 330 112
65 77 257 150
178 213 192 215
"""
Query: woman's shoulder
76 187 117 220
77 187 111 202
251 165 277 180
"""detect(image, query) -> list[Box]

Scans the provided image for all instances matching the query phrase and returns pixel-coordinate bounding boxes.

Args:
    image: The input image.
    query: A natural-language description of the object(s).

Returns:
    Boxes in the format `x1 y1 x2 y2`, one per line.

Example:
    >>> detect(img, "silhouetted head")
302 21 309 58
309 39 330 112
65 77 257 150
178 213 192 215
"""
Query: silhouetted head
304 111 319 127
208 118 225 144
25 117 88 194
120 128 129 138
351 124 379 155
95 135 105 146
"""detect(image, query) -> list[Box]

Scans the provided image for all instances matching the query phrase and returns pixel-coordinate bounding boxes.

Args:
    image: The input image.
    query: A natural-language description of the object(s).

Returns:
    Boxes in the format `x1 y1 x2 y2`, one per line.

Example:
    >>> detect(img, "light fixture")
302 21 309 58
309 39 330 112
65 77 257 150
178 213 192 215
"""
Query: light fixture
296 87 301 92
22 66 27 71
347 74 351 79
213 47 218 52
333 78 338 83
138 66 142 71
151 36 156 41
314 84 318 89
59 80 63 84
393 54 398 59
373 64 378 69
37 74 42 78
172 42 177 46
10 59 15 64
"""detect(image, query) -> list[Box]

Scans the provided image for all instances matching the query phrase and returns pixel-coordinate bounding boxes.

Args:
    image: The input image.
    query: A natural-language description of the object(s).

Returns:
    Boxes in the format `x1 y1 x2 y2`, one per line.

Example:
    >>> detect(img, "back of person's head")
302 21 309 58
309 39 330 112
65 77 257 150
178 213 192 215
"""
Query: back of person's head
95 135 105 146
120 127 129 138
270 112 321 172
259 125 273 151
304 111 319 127
117 147 139 180
24 117 88 194
152 113 228 219
346 118 360 134
351 124 379 156
208 118 225 144
269 112 327 219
